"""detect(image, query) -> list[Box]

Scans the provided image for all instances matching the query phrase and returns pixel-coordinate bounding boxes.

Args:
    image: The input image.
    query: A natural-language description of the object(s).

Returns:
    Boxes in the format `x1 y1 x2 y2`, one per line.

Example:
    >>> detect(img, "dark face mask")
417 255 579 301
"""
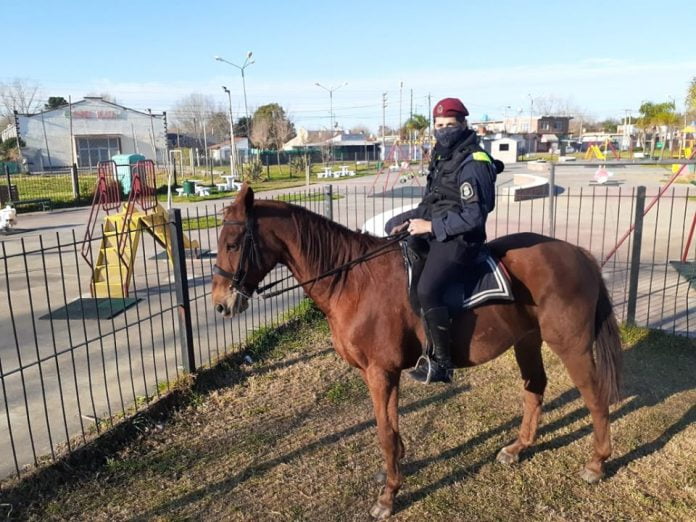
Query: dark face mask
434 125 466 149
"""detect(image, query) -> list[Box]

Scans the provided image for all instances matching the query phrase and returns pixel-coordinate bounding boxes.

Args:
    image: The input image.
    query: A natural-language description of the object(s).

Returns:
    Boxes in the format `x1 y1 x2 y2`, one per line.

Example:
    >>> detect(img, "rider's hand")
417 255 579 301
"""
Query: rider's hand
390 221 409 235
408 219 432 235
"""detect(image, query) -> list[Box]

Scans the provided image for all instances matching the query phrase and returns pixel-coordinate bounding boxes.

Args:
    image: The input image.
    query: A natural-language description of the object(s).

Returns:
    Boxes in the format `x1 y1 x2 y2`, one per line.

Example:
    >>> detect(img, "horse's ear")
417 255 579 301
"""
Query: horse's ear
235 183 255 212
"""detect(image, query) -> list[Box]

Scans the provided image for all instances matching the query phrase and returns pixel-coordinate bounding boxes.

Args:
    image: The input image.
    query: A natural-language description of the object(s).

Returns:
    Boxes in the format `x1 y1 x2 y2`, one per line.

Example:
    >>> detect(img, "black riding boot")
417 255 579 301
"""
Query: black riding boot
409 306 453 384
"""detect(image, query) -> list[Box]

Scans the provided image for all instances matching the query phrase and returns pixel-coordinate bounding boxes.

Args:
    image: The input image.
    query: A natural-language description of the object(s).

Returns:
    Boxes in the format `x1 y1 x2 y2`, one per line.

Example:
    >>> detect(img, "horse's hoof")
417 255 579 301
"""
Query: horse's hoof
373 470 387 485
369 501 392 520
496 447 519 465
580 467 604 484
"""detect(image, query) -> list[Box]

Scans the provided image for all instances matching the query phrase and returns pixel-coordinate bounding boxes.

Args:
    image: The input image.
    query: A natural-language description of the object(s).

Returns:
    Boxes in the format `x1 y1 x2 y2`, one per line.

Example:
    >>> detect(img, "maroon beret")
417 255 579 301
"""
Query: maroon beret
433 97 469 118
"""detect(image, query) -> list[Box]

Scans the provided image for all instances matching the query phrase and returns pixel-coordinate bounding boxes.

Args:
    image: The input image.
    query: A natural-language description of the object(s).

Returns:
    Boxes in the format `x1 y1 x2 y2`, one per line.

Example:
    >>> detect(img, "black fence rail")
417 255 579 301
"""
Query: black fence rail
0 182 694 480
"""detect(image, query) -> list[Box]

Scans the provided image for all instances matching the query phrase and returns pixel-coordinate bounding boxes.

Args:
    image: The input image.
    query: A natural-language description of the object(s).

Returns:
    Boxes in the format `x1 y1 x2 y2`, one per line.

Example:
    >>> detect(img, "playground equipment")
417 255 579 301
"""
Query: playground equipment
370 141 424 194
81 160 199 298
584 139 620 161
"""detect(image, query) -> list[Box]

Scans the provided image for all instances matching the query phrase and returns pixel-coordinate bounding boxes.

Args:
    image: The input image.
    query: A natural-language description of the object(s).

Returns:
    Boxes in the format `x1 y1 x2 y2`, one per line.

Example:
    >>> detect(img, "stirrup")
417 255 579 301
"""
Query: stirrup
413 355 434 384
409 354 453 384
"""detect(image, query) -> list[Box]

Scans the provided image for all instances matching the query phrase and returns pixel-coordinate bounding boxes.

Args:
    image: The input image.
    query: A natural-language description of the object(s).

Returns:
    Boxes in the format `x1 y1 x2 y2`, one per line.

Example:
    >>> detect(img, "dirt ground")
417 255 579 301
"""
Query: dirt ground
2 306 695 521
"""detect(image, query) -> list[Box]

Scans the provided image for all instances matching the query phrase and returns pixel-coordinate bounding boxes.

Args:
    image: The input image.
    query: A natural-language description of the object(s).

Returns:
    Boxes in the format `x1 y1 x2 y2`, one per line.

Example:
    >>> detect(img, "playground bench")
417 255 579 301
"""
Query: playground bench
12 198 52 211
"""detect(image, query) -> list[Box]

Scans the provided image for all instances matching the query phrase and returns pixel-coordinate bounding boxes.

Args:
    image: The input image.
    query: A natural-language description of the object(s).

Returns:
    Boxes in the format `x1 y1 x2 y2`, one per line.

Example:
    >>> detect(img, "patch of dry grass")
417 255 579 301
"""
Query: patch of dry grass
1 318 694 521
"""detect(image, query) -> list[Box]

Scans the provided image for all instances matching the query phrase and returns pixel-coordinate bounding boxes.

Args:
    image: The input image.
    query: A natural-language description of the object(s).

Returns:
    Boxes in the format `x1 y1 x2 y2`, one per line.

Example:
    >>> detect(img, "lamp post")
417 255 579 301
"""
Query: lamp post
222 86 238 180
315 81 347 164
215 52 254 139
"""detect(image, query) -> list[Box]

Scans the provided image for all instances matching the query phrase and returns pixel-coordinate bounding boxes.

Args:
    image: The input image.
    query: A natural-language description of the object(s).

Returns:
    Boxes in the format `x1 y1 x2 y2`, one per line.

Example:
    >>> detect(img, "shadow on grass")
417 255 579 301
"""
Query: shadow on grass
134 384 470 520
0 308 327 509
396 329 695 513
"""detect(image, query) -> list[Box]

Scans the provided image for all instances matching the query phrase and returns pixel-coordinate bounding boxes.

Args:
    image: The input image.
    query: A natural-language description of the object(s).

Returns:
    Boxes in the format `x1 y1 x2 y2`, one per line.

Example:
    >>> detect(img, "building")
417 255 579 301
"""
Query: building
2 97 167 170
487 137 523 164
283 128 381 161
208 137 250 163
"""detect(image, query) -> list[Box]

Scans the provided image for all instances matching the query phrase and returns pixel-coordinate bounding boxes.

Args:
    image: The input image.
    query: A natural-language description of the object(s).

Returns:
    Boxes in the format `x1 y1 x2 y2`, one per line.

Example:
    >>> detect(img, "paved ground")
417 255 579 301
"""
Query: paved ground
0 162 694 479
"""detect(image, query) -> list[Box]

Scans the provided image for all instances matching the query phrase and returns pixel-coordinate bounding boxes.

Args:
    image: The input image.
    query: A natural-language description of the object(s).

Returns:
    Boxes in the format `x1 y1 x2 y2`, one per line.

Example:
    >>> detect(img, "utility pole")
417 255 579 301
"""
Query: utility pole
527 94 534 157
222 86 238 180
410 89 414 160
315 82 347 165
68 95 75 167
427 93 432 144
399 81 403 138
382 92 387 164
147 108 157 164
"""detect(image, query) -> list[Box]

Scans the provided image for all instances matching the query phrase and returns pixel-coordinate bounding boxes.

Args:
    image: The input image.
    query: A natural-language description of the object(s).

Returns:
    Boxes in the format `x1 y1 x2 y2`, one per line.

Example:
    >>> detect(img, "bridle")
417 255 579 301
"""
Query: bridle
213 211 409 300
212 212 261 300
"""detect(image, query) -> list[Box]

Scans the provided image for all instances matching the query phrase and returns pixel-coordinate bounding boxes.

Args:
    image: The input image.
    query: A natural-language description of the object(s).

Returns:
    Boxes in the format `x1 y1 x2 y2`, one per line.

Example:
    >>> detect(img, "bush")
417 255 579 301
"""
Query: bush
243 159 263 182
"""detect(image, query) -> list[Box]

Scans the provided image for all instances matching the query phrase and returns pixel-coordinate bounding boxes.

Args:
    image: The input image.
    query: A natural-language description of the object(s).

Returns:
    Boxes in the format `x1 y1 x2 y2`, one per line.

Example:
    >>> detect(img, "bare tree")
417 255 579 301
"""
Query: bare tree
171 93 223 147
350 124 371 135
0 78 41 119
272 113 294 173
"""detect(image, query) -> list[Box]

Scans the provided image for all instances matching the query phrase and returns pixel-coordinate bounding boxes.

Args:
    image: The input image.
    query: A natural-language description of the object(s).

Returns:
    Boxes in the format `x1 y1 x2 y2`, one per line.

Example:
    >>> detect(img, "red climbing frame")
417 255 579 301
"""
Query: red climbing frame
81 161 122 268
117 160 158 256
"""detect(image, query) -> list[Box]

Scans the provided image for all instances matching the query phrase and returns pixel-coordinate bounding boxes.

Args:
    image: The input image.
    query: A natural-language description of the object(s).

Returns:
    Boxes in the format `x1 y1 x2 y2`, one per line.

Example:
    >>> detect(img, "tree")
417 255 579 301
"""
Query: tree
637 101 679 156
350 124 371 136
0 78 41 119
250 103 295 178
234 116 252 137
686 77 696 121
44 97 68 110
207 111 230 144
171 93 223 147
86 92 118 104
597 119 619 133
251 103 295 149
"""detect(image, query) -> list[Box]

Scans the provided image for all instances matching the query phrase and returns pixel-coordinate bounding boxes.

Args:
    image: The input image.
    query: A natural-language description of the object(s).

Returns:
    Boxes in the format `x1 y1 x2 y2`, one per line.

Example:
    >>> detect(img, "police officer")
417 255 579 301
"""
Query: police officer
392 97 498 384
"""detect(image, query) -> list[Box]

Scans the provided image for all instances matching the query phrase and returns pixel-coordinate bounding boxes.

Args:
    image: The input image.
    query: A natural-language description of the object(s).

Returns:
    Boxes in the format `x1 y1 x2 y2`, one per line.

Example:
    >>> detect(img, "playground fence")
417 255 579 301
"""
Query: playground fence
0 182 694 481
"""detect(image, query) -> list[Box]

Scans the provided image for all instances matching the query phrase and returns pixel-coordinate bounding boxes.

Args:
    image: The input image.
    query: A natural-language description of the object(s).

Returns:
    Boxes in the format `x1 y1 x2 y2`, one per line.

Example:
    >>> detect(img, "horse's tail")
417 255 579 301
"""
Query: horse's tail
594 275 623 405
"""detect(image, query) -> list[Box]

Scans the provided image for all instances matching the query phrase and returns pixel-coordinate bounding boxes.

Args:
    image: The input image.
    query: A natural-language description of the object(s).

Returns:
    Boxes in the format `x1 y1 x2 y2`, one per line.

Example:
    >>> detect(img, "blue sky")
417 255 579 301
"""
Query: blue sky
4 0 696 131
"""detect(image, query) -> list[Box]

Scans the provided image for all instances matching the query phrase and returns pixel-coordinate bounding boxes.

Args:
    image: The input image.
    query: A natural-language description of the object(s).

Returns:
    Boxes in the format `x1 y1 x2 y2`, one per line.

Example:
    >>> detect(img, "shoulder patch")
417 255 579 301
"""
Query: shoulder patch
460 181 477 202
472 151 491 163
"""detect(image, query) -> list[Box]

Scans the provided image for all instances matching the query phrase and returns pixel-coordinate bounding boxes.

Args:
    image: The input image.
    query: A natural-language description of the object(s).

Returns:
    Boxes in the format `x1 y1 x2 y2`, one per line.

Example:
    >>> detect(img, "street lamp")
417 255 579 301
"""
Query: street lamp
215 52 254 138
315 81 347 163
222 86 238 180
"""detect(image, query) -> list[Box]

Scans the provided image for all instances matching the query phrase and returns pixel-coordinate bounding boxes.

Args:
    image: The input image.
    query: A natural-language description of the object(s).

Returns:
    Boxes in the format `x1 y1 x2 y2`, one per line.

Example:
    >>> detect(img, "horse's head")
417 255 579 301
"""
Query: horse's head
212 184 278 317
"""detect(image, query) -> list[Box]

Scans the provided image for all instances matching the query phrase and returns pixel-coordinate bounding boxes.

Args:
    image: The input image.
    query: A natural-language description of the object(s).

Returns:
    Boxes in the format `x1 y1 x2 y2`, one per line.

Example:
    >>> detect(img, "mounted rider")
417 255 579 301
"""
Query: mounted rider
390 97 499 384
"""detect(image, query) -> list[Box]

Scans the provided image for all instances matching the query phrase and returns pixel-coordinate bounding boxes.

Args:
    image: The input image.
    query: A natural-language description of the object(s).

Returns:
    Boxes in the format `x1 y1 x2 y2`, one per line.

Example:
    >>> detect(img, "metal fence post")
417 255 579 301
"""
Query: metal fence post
168 208 196 373
71 163 80 200
548 162 556 237
4 164 12 202
324 184 333 220
626 186 646 326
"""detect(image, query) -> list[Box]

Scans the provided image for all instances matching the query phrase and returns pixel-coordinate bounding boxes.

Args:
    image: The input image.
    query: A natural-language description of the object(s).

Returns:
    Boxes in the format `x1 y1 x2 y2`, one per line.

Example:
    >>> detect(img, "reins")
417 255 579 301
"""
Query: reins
256 230 409 299
213 214 408 300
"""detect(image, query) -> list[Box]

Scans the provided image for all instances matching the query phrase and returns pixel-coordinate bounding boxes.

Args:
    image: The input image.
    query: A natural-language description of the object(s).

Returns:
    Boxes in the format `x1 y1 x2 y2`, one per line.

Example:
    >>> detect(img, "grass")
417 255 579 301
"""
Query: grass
7 161 379 212
1 319 694 521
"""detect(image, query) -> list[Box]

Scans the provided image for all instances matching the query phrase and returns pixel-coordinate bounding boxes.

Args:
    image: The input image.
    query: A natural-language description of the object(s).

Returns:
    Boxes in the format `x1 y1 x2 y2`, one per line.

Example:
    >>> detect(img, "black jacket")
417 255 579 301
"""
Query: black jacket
416 130 497 243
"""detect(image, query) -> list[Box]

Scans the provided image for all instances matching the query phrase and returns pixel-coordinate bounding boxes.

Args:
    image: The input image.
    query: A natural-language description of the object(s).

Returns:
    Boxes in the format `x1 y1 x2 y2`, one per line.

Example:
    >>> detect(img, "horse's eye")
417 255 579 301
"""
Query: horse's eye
227 243 239 252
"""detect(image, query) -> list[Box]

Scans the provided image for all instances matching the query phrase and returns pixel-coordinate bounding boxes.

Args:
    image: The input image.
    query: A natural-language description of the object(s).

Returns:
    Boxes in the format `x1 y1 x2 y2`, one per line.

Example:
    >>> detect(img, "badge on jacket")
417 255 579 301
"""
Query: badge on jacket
460 182 477 202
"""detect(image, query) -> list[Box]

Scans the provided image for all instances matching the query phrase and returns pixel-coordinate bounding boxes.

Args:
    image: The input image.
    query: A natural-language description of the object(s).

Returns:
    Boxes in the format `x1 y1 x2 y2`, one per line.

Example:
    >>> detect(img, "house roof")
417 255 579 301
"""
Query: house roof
208 137 248 149
19 97 163 118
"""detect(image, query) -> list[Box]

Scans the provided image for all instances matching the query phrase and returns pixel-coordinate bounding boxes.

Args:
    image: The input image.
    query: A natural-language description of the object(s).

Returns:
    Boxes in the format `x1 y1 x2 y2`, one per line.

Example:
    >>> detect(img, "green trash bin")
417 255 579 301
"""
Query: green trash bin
182 180 195 195
111 154 146 195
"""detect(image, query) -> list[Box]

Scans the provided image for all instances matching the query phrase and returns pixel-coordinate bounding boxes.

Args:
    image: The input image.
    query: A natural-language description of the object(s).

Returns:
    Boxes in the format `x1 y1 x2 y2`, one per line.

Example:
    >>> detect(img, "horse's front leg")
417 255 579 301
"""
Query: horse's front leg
365 365 402 520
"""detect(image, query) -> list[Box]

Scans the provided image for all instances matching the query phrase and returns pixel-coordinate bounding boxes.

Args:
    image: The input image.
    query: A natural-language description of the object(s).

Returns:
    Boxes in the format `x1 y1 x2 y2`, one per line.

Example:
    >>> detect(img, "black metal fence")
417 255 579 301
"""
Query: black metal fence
0 180 694 480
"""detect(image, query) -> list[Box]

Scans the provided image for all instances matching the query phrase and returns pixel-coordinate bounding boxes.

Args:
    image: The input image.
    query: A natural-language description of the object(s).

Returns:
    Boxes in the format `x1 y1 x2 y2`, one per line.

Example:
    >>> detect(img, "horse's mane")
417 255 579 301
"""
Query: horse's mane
257 199 391 278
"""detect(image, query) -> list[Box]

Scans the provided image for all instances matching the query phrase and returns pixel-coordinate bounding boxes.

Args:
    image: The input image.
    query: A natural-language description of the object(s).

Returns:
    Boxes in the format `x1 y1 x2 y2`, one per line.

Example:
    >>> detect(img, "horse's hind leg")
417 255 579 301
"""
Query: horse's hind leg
548 338 611 483
497 331 546 465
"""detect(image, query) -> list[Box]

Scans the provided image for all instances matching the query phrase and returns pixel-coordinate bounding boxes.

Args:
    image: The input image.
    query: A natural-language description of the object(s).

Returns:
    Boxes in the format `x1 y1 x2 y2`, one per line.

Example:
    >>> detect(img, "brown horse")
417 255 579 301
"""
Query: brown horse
211 185 622 520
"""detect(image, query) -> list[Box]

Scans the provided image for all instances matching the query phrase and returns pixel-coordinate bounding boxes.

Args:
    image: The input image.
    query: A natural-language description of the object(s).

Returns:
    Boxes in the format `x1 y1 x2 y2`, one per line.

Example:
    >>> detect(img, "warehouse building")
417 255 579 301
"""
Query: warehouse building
1 97 167 171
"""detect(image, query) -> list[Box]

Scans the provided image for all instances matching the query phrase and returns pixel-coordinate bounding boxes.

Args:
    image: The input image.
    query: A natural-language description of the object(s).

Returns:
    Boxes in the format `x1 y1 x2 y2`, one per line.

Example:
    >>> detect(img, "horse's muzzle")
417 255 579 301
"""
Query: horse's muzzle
214 291 249 317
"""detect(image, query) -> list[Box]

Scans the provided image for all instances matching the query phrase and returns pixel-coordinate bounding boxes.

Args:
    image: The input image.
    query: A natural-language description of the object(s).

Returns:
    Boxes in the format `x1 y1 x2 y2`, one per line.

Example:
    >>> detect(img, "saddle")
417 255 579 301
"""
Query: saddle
401 239 514 315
